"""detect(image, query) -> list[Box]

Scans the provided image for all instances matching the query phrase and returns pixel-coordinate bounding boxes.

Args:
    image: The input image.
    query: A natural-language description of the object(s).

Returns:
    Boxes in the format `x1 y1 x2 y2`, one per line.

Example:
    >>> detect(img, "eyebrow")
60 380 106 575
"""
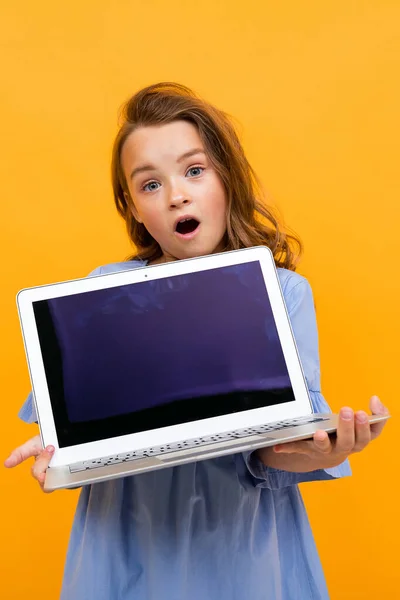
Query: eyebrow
129 148 206 180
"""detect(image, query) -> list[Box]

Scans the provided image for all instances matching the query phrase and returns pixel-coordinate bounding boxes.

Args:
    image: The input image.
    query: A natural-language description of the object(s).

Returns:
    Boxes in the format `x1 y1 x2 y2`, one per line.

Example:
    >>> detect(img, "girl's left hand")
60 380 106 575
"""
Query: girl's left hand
258 395 389 472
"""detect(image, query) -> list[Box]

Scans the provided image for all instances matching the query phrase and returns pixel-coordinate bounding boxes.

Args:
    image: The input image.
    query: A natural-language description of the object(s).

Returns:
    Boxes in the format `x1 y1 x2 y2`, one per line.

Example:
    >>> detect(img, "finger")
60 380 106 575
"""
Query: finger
4 435 43 468
369 395 389 440
273 439 315 455
31 446 55 483
353 411 371 452
312 430 333 454
335 408 355 454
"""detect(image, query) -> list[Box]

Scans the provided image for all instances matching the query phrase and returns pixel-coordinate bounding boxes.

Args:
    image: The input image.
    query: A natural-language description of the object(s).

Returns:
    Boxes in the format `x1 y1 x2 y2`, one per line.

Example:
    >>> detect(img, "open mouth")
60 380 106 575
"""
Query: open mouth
175 218 200 235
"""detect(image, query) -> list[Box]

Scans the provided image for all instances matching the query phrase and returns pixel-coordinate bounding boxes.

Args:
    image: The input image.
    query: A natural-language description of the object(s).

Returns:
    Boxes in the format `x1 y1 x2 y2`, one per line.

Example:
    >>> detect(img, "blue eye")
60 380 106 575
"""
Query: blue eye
186 166 204 178
143 181 161 192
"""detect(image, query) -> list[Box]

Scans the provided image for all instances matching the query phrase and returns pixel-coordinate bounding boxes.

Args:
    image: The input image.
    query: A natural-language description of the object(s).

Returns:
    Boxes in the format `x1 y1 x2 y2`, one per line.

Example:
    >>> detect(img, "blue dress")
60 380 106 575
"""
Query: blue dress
19 261 351 600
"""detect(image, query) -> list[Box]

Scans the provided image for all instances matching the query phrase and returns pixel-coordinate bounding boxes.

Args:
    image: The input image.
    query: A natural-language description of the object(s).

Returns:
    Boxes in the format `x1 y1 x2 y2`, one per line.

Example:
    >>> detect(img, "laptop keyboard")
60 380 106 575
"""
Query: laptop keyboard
69 415 329 473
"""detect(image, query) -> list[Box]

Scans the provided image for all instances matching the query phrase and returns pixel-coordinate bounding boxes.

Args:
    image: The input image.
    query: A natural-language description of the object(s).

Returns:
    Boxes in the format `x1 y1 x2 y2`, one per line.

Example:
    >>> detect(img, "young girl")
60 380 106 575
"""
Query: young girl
5 83 388 600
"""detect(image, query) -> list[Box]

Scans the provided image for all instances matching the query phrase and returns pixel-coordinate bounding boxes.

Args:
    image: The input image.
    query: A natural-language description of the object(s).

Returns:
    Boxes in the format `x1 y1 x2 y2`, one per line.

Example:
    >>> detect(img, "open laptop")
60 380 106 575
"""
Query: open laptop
17 246 387 491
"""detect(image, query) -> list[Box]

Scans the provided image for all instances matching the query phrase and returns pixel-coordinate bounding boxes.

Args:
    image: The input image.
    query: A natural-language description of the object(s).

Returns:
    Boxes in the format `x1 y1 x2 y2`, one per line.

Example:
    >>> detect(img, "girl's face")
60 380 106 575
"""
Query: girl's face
121 120 228 263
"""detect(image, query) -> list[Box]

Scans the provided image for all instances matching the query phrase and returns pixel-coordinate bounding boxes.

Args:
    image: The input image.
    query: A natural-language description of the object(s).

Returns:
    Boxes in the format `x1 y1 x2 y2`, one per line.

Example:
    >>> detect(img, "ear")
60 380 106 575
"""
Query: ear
124 191 143 224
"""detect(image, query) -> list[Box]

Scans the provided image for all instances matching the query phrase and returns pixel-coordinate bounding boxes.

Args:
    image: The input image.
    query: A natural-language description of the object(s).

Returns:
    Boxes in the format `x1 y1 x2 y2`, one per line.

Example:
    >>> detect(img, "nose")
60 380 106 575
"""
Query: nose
168 181 192 210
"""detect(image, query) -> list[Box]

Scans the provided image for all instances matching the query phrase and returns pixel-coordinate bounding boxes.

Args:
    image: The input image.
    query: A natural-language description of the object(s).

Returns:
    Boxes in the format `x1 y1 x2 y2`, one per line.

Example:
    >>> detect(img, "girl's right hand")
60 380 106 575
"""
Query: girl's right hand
4 436 55 492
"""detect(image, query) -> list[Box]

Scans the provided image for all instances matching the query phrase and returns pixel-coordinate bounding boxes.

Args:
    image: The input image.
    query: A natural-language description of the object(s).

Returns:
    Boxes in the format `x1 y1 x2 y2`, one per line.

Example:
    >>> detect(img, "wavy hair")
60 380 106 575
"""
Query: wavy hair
111 82 302 270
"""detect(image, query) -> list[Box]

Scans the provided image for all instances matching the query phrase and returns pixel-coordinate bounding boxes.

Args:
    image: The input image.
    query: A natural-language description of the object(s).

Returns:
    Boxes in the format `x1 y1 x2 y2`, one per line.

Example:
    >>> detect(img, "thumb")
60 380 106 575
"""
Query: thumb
313 430 333 454
369 395 389 440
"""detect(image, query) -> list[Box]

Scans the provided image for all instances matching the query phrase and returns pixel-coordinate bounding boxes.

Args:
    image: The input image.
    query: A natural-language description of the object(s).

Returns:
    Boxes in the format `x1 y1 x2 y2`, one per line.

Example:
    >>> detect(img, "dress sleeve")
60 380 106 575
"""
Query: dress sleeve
18 266 103 424
241 276 351 489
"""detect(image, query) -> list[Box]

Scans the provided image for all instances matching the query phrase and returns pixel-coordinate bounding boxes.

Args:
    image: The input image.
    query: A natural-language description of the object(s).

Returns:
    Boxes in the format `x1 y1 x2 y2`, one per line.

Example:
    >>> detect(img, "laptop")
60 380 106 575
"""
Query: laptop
16 246 387 491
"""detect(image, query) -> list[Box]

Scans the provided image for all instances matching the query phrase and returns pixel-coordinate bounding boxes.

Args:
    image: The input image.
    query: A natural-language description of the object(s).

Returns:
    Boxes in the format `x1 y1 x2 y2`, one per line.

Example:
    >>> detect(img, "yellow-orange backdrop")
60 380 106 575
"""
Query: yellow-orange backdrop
1 1 398 598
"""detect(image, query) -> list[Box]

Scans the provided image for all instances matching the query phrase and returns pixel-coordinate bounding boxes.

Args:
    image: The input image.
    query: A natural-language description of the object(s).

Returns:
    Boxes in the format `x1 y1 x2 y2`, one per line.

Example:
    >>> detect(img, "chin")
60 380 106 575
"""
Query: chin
165 233 226 261
179 244 223 260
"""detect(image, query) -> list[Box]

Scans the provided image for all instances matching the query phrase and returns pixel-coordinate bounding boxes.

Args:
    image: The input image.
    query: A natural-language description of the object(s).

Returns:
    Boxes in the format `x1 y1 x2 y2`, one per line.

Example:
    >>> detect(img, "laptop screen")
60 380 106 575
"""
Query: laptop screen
33 261 295 447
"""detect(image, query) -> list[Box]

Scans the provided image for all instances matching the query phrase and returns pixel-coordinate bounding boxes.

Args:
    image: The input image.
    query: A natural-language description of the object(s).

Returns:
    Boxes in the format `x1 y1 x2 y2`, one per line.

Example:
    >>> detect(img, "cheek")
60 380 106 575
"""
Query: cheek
207 181 227 219
132 196 154 222
139 205 167 235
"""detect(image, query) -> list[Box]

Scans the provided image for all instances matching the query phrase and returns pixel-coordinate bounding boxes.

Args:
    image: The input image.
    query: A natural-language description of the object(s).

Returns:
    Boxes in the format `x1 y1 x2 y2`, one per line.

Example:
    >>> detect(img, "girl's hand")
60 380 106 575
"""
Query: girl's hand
258 395 389 473
4 435 55 492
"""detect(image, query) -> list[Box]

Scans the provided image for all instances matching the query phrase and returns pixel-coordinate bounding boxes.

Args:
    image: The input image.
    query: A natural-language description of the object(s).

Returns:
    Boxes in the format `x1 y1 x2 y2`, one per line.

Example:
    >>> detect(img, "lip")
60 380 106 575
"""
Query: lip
173 215 201 240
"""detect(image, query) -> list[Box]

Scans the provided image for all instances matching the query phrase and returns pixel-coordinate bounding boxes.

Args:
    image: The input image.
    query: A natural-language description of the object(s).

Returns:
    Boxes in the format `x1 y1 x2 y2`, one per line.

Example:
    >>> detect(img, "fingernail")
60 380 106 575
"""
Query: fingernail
273 446 281 453
377 397 385 413
356 412 367 424
340 408 353 421
46 445 55 454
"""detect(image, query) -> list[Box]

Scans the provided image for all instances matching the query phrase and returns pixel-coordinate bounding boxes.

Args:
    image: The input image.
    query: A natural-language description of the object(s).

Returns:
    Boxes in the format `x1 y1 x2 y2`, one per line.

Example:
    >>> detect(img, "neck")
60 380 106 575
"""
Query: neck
149 252 177 266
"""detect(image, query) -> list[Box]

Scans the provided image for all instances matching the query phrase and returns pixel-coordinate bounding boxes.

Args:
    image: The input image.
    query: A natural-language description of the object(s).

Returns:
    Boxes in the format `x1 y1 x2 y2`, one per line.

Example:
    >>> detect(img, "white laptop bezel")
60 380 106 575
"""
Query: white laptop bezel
17 246 313 467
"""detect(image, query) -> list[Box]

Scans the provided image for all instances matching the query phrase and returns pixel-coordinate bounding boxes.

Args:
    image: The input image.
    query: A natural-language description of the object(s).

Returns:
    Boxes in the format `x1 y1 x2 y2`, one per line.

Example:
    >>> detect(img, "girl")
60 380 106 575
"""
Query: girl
5 83 388 600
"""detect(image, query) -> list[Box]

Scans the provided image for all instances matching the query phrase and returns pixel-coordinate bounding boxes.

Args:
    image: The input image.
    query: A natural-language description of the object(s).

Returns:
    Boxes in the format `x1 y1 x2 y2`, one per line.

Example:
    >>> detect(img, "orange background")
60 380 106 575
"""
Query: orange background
1 1 399 598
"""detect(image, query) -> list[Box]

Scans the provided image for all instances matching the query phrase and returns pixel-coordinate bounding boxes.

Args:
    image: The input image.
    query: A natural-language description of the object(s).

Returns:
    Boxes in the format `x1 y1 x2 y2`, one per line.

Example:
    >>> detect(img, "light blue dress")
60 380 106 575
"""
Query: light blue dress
19 261 351 600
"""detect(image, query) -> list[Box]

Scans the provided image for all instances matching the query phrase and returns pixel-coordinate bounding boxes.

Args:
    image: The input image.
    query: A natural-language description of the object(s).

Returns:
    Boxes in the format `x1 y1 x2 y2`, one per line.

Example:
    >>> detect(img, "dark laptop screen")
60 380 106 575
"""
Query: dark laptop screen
33 261 294 447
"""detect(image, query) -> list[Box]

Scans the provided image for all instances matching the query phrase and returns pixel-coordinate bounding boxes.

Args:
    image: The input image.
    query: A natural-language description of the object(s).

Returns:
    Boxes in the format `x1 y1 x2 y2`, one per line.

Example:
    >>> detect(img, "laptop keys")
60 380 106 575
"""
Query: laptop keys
117 452 135 460
231 428 258 438
68 416 333 474
84 459 107 469
145 447 164 456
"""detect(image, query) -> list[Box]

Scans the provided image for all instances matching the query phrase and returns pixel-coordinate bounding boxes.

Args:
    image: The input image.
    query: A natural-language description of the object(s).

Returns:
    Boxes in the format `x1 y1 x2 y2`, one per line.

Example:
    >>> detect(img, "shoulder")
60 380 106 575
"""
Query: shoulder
87 260 146 277
277 267 311 296
277 268 315 315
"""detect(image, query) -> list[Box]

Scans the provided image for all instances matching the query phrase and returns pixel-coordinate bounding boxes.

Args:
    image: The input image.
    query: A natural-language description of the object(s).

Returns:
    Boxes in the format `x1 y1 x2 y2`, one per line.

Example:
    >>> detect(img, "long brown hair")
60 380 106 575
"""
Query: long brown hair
111 82 302 270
